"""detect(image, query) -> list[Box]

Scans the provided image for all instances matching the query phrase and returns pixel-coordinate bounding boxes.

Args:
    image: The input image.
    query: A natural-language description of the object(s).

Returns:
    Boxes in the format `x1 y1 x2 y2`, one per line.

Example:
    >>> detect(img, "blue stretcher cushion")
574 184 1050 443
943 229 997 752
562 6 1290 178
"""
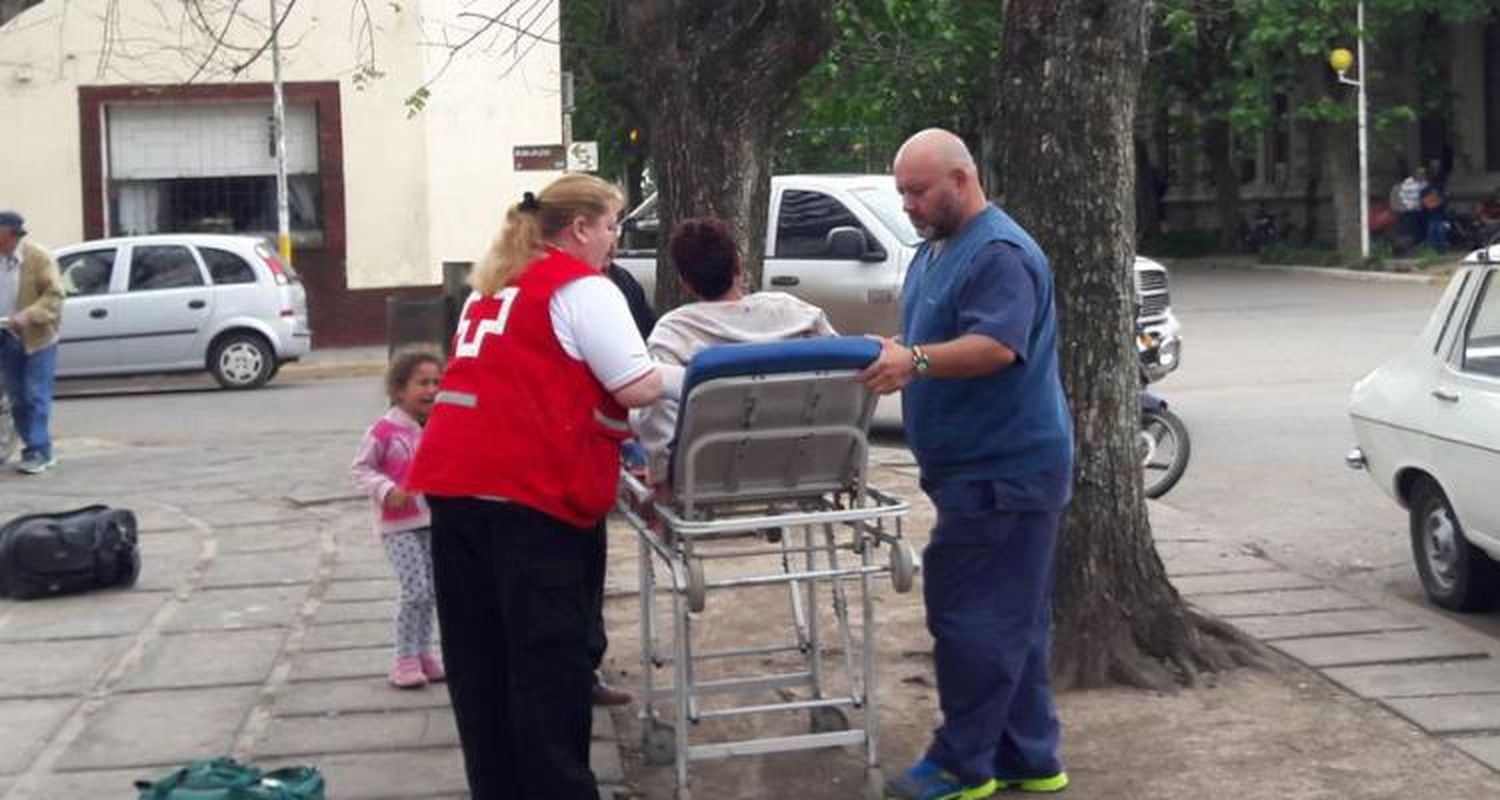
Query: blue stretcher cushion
681 336 881 396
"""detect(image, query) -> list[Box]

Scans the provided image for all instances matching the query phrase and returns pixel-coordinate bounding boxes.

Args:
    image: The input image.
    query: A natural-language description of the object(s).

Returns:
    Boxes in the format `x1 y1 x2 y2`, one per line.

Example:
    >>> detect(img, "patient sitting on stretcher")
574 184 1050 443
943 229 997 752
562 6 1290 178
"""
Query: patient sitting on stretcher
632 216 837 491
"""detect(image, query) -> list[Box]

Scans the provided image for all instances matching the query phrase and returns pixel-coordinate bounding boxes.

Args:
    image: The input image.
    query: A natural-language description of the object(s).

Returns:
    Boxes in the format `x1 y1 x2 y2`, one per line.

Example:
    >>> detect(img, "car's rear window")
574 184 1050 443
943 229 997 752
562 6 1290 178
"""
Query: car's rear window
1462 272 1500 379
1435 271 1472 356
200 247 258 285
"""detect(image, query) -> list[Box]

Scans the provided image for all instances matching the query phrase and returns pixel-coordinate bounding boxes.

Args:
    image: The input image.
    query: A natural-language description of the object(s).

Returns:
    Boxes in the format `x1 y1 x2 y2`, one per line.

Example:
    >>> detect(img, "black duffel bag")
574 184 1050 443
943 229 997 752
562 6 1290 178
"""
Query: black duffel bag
0 505 141 600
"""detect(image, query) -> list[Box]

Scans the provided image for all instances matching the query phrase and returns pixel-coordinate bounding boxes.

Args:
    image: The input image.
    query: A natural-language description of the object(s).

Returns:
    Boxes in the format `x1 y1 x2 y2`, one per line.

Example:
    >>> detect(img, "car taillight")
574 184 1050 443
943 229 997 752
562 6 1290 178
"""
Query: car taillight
261 253 291 286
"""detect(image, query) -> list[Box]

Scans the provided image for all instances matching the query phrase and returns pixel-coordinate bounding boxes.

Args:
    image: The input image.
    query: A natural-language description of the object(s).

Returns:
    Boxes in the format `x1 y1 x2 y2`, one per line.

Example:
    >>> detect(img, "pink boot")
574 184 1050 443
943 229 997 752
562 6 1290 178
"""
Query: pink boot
419 651 447 682
389 656 427 689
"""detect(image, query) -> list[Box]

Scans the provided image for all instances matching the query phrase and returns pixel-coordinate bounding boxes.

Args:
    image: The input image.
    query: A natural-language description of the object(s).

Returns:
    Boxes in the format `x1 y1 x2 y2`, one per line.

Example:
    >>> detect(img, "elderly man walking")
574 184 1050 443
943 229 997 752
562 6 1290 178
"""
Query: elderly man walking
0 211 64 474
861 130 1073 800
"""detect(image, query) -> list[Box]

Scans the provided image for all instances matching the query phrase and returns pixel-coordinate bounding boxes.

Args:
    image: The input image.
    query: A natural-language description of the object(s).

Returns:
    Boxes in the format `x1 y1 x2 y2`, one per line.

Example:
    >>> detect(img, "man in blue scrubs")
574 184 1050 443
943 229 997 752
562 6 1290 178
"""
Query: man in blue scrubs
861 129 1073 800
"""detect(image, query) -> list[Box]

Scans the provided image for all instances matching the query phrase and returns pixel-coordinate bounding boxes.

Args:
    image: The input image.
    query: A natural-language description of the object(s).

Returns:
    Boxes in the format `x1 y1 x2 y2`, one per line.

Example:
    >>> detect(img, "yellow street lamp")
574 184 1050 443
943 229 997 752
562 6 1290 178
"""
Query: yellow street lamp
1328 47 1354 77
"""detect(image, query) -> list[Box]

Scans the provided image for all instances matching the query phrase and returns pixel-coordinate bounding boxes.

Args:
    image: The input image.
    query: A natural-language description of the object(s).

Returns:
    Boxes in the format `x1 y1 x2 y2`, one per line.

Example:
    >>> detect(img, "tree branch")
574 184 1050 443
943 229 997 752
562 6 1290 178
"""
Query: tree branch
230 0 299 76
183 0 246 83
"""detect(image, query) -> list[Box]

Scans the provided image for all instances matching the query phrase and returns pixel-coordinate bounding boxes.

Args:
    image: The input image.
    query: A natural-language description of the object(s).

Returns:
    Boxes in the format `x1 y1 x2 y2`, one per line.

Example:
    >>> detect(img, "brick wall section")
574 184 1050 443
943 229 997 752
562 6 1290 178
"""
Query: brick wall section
77 81 438 347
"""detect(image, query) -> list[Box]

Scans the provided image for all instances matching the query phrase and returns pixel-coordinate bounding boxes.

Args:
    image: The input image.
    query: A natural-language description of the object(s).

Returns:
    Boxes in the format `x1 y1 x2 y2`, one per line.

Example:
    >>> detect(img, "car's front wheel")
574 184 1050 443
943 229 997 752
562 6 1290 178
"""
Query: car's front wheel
1410 478 1498 612
209 332 276 390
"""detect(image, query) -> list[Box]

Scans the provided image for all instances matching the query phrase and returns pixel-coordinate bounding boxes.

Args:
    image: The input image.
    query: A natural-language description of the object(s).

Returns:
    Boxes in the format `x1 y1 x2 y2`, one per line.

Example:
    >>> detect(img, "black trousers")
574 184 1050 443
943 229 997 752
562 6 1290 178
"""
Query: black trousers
588 519 608 672
429 497 601 800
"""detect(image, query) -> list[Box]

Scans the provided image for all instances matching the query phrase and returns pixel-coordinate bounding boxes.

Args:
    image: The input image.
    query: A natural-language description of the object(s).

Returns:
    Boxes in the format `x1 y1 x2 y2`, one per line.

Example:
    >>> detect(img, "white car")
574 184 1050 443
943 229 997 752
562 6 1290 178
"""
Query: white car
1348 249 1500 610
53 234 311 389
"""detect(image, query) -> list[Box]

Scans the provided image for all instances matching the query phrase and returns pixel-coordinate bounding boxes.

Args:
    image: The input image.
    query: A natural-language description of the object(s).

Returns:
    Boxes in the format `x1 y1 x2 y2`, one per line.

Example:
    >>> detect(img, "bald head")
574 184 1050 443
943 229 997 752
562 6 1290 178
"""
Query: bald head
895 128 977 175
893 128 986 240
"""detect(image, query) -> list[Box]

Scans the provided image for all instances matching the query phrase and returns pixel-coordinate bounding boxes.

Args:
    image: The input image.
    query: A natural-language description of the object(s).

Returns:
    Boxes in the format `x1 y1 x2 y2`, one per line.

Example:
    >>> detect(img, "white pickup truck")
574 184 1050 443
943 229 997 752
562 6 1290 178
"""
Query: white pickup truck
616 174 1180 368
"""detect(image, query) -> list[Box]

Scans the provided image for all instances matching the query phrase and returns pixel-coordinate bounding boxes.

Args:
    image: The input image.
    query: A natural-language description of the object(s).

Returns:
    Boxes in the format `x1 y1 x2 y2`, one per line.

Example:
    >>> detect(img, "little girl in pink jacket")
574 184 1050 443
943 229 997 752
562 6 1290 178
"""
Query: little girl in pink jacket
351 347 445 688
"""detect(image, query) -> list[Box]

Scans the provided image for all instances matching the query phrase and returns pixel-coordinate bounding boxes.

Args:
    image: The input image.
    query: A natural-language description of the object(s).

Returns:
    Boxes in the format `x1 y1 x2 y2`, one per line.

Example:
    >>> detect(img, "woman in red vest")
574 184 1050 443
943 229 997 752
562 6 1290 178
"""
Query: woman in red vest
407 173 662 800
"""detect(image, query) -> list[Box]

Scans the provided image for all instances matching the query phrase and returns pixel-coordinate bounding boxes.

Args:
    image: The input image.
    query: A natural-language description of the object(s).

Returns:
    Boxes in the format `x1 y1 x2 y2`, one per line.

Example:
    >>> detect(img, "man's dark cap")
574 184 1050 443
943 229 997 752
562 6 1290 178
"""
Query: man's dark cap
0 211 25 236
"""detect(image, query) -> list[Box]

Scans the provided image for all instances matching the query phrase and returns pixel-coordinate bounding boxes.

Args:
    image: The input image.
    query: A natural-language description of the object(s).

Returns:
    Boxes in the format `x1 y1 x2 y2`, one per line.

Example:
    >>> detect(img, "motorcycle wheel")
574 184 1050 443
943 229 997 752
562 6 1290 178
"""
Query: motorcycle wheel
1140 407 1191 499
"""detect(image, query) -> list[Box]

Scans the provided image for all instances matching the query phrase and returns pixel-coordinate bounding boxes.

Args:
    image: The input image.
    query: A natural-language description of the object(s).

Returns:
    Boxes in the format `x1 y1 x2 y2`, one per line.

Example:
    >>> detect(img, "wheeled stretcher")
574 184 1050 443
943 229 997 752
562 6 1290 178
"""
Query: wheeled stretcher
616 337 919 799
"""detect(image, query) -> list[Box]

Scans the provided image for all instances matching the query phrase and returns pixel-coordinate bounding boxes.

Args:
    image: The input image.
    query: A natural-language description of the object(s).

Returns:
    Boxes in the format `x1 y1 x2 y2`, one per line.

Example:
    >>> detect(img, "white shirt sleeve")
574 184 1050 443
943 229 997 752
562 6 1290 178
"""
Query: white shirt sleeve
551 276 654 391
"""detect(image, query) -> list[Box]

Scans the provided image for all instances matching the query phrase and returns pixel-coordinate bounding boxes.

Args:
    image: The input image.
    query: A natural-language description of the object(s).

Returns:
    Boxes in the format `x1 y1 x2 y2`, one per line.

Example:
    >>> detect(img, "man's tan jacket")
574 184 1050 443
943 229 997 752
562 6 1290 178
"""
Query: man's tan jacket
8 239 64 353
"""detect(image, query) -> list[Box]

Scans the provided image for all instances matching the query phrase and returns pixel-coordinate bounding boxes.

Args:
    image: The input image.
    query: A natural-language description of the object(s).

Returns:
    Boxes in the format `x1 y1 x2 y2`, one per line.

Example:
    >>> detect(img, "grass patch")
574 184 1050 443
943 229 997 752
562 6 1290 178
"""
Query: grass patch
1258 244 1347 267
1140 229 1224 259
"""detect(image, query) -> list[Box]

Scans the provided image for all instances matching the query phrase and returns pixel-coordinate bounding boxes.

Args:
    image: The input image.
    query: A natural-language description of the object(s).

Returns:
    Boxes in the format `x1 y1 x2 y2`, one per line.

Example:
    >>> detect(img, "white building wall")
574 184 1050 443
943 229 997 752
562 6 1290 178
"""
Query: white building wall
0 0 562 288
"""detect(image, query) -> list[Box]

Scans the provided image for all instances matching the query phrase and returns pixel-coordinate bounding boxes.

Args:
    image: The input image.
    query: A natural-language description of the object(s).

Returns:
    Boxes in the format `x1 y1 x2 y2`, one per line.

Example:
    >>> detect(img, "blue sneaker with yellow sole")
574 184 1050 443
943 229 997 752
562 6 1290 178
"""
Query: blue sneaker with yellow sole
885 759 998 800
997 771 1069 793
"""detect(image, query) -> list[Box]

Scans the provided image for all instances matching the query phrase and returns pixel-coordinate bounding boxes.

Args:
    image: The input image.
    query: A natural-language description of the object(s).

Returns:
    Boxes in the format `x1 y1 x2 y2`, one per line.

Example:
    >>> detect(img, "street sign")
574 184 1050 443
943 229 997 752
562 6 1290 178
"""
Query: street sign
513 144 565 171
567 141 599 173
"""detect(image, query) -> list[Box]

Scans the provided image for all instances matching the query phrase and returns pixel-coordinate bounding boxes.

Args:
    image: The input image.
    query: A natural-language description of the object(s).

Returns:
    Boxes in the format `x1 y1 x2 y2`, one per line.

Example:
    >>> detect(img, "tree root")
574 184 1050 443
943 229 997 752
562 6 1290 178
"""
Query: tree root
1054 606 1272 693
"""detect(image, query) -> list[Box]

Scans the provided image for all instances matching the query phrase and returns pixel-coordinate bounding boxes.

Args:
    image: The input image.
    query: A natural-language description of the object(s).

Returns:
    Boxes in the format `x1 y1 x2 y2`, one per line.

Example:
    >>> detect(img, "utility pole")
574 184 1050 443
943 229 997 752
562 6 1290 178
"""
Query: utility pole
1356 1 1369 261
560 70 575 157
269 0 292 266
1330 2 1370 260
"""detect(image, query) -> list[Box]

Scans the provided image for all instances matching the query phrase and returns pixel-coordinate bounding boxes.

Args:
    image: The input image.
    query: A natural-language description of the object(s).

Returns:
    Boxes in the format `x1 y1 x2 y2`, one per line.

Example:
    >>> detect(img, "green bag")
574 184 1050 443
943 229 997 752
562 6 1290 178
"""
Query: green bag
135 757 324 800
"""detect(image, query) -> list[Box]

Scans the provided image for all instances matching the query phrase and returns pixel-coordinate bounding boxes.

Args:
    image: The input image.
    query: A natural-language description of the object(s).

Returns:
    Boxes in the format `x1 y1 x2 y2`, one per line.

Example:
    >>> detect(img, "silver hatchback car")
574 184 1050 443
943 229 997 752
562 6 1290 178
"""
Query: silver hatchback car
53 234 310 389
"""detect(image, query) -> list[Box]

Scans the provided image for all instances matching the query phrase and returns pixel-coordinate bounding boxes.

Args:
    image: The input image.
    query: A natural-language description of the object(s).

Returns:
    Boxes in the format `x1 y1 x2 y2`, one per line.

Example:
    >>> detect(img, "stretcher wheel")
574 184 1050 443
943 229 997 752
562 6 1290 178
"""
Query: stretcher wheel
685 557 707 613
866 767 886 800
808 706 849 733
643 720 676 765
890 541 917 593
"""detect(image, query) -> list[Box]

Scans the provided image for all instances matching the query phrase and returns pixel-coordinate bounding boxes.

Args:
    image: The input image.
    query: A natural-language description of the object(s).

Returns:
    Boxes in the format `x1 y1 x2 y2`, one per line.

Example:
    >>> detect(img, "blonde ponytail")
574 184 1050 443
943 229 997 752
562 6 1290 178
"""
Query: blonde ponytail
472 205 543 295
472 174 625 295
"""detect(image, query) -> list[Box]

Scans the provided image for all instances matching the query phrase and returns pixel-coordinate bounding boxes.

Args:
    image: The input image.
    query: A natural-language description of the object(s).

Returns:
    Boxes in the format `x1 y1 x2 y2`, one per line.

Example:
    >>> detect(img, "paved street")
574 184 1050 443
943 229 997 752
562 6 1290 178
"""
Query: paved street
1161 262 1445 594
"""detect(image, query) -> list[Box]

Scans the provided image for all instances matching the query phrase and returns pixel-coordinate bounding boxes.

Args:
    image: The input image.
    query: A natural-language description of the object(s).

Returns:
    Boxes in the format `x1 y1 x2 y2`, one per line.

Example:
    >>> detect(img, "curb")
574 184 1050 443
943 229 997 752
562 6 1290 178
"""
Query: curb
279 357 387 381
1172 258 1454 285
1233 262 1453 285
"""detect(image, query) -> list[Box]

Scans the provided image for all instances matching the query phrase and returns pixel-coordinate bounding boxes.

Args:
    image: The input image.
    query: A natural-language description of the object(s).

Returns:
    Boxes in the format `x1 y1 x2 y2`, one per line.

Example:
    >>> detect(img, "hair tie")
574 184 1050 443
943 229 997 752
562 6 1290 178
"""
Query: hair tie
519 191 541 213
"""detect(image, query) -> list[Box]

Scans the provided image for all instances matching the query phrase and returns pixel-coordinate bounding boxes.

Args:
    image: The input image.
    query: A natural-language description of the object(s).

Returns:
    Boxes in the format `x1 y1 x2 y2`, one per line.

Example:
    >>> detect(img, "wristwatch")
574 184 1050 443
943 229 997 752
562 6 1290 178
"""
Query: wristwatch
910 345 931 377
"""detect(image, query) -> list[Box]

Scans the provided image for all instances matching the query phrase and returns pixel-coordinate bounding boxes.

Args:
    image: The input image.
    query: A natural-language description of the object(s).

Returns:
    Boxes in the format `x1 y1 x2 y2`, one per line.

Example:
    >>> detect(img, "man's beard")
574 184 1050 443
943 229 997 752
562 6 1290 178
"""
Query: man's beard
923 195 962 240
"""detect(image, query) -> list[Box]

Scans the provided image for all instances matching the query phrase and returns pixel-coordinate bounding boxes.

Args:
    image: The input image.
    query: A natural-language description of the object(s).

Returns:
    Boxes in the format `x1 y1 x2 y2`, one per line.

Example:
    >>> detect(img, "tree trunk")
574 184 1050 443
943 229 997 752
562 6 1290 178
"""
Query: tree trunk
617 1 834 312
996 0 1261 691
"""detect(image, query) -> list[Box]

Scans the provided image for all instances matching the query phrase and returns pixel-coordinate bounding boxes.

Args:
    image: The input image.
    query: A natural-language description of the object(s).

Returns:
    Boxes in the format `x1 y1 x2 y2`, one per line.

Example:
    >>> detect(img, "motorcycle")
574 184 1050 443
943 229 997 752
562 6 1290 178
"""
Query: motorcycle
1138 328 1190 499
1242 208 1284 253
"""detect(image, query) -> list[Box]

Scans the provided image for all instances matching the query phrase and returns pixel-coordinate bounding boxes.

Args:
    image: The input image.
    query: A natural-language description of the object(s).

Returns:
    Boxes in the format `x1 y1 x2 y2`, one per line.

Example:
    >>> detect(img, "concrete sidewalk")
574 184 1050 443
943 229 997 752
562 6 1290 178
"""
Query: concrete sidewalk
0 434 628 800
1151 499 1500 773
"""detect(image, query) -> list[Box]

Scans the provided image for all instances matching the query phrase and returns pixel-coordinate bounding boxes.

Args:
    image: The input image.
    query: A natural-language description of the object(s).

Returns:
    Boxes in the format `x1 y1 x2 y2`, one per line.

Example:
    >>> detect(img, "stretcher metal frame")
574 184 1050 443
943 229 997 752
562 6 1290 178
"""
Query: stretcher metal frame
616 339 917 800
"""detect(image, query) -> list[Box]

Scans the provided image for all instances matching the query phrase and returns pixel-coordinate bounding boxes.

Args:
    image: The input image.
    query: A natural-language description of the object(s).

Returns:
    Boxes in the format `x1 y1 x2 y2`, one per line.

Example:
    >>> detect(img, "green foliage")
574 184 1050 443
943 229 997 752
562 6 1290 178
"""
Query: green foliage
403 86 429 119
1147 0 1493 154
350 65 385 92
778 0 1003 173
564 0 1004 180
559 0 640 187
